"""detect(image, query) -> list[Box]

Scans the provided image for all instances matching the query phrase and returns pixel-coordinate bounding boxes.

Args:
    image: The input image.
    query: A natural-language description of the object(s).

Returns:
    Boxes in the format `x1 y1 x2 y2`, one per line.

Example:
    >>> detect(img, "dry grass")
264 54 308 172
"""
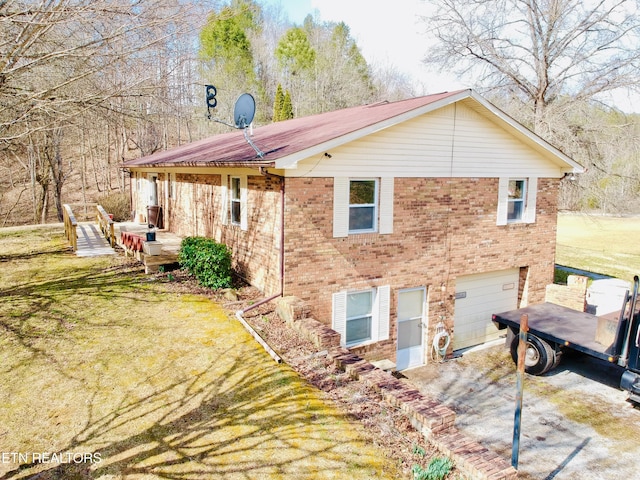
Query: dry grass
556 213 640 280
0 225 402 479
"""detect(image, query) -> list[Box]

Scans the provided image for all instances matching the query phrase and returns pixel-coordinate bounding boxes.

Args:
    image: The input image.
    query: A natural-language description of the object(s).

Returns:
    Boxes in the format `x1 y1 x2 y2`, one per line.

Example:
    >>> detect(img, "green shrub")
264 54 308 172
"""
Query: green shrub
98 192 131 222
178 237 233 289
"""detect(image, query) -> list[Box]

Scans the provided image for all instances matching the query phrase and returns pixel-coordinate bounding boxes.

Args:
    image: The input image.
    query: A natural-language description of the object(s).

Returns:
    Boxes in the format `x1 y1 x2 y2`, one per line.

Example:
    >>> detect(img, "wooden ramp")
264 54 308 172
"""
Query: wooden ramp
75 222 117 257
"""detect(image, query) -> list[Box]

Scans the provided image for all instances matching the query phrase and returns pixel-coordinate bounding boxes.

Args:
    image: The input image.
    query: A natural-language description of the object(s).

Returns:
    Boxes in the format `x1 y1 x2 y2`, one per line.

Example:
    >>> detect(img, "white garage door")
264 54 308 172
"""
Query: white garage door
454 269 520 351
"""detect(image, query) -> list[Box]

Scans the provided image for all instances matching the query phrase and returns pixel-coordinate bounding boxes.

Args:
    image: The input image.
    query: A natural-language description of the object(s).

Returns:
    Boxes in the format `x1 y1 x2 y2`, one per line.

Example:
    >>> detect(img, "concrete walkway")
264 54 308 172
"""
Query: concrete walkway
74 222 117 257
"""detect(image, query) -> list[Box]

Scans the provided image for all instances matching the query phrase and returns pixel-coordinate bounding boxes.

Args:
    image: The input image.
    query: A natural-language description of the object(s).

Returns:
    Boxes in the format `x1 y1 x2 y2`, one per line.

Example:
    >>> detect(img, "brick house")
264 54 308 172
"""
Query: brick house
123 89 582 369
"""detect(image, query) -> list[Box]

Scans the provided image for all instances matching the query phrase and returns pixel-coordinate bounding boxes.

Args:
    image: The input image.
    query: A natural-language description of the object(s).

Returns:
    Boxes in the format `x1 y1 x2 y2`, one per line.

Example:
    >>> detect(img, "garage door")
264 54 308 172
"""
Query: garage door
453 269 520 351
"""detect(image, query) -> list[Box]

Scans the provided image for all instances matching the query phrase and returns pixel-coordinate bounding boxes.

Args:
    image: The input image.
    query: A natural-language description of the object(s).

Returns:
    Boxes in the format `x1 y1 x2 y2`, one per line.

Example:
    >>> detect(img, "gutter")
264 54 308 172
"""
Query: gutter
235 167 286 363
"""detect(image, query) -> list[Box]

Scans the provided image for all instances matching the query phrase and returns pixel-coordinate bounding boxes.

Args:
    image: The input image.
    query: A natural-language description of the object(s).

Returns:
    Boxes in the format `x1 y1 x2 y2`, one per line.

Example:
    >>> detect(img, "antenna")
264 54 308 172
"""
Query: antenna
205 88 264 159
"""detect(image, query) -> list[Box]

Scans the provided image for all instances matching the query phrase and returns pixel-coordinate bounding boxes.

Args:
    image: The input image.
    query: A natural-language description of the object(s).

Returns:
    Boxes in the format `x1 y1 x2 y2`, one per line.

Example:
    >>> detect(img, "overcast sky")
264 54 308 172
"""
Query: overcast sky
261 0 638 111
262 0 468 95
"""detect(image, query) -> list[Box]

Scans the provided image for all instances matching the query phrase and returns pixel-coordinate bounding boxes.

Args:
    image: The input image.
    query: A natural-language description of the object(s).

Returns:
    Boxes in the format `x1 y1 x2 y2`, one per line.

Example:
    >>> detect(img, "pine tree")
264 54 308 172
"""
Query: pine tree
281 90 293 120
273 84 284 122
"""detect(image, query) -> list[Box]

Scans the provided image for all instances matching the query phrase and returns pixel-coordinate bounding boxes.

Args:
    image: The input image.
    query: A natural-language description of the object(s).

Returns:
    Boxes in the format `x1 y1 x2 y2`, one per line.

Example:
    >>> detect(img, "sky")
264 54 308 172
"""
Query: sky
261 0 639 112
262 0 467 95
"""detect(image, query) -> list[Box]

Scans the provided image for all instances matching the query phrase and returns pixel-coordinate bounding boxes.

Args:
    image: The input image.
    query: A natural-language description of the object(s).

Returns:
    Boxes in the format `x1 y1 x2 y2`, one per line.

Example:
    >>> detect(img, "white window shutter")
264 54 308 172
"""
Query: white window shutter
332 291 347 346
240 175 248 231
524 176 537 224
496 177 509 226
379 177 394 234
376 285 390 341
220 174 228 225
333 177 349 238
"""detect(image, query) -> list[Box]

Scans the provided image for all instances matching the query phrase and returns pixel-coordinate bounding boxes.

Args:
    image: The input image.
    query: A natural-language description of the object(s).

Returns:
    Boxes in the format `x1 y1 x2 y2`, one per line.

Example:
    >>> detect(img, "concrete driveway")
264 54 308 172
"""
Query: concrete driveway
403 342 640 480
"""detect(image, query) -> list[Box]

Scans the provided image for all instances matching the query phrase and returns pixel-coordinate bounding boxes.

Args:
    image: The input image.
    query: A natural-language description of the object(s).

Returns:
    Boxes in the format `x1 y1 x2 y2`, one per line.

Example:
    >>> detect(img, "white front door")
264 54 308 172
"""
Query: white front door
396 287 426 371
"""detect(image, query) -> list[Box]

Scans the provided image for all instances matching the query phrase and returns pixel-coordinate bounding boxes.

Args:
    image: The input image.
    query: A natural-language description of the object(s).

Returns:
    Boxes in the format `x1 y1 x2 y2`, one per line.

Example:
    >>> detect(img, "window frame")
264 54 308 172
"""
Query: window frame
497 176 537 226
507 178 527 223
230 176 242 226
345 289 374 346
348 178 379 234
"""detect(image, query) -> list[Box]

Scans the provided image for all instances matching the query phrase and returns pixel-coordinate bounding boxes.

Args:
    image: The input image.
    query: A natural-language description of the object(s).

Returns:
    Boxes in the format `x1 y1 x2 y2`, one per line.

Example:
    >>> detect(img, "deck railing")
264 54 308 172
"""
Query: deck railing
96 205 116 247
63 204 78 251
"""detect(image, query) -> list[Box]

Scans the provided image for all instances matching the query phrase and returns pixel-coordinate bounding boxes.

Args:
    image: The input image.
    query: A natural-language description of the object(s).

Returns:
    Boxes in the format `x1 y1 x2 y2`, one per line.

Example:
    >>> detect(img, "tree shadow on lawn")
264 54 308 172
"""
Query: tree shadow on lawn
1 305 390 480
1 348 384 480
0 263 158 382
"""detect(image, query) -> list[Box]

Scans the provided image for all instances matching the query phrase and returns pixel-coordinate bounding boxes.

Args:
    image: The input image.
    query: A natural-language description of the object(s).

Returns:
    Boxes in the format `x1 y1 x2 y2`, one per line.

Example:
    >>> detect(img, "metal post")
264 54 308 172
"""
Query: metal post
512 313 528 469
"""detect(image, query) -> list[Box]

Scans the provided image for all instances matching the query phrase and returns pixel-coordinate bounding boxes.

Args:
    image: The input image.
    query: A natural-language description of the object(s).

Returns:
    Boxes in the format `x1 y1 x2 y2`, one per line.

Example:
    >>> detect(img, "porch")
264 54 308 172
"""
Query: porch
116 222 183 274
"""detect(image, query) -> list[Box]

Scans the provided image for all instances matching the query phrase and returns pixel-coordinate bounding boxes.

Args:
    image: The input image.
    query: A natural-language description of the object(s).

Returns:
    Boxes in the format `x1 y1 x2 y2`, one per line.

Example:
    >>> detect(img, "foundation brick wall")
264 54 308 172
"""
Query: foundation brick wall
284 176 559 362
138 172 560 363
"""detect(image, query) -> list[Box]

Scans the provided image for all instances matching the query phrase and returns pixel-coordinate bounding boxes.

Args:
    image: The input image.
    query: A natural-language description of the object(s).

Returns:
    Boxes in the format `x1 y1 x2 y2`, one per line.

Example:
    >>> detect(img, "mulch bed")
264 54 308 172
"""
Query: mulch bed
155 269 461 478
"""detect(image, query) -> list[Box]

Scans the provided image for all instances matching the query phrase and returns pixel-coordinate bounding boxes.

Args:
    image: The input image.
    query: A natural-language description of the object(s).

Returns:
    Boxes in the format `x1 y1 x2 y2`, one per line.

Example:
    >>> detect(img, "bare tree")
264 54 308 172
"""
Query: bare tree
422 0 640 129
0 0 209 223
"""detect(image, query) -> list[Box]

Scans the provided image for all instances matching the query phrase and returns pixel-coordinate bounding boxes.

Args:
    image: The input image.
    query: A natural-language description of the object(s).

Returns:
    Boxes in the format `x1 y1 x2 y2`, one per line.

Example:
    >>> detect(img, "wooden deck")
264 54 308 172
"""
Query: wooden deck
116 222 183 273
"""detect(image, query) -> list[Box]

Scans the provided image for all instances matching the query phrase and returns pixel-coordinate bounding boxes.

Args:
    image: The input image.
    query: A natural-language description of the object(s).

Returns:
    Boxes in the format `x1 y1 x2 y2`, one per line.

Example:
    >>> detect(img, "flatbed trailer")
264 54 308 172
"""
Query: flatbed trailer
492 276 640 403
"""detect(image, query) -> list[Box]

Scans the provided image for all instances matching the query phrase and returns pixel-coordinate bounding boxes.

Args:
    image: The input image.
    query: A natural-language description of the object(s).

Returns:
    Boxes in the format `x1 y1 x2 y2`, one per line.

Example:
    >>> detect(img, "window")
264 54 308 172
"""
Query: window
230 177 241 225
508 179 526 222
221 174 248 230
168 173 176 199
497 177 537 225
333 177 394 237
332 286 390 347
349 179 377 233
346 290 373 344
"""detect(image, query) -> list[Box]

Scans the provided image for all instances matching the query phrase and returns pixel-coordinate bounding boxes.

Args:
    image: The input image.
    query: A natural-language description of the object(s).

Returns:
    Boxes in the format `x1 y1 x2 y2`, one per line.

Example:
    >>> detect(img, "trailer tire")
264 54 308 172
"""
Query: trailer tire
510 334 555 375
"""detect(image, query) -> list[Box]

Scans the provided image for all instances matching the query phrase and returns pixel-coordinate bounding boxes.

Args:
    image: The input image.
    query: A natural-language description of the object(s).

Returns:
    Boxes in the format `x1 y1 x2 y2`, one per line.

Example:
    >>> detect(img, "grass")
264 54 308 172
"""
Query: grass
0 225 401 479
556 213 640 280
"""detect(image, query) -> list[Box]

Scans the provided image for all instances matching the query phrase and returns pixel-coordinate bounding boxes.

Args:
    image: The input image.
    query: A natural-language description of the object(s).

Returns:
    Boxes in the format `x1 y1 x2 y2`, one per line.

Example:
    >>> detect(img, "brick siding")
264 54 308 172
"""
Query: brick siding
137 172 559 363
284 176 559 362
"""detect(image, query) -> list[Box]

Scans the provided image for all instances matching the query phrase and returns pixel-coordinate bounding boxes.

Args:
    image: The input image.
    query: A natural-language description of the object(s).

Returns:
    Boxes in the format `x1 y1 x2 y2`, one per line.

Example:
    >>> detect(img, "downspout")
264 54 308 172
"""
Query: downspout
235 167 286 363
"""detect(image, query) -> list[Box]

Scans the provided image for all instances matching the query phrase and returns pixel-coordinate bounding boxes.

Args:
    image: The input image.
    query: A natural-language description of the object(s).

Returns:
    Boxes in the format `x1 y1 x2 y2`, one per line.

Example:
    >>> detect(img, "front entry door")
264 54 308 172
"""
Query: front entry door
396 287 426 371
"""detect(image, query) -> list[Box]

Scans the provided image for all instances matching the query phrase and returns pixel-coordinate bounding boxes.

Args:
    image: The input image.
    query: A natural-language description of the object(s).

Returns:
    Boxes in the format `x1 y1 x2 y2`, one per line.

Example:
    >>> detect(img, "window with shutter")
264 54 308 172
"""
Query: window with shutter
497 177 537 225
333 177 394 237
333 287 390 347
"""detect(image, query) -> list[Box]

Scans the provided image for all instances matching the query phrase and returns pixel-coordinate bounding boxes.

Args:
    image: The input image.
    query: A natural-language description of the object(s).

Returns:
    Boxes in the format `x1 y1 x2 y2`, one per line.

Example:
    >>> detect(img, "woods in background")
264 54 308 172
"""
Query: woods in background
1 0 639 226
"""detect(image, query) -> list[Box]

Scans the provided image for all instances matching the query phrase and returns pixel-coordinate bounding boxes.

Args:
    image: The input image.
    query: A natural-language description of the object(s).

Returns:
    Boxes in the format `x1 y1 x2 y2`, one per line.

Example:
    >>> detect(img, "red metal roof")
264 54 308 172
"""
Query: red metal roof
123 90 469 168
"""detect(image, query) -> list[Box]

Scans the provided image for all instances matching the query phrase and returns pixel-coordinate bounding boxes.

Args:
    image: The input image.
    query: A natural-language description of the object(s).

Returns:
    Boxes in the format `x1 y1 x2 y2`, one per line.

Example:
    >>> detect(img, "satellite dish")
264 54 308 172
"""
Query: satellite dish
233 93 256 129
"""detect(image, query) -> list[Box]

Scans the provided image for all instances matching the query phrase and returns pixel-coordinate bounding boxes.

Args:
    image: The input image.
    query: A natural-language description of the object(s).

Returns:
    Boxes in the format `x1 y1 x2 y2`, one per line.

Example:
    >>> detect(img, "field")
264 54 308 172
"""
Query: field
556 213 640 281
0 226 401 479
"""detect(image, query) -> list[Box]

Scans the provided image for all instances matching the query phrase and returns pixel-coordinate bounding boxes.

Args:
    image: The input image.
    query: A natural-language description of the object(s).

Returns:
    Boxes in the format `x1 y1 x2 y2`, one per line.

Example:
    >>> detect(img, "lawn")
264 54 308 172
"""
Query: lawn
0 225 401 479
556 213 640 281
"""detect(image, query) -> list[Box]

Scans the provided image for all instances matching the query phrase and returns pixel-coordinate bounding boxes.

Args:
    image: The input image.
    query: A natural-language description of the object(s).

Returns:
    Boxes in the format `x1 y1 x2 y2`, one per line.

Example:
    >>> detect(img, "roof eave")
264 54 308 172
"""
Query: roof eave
122 159 276 171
